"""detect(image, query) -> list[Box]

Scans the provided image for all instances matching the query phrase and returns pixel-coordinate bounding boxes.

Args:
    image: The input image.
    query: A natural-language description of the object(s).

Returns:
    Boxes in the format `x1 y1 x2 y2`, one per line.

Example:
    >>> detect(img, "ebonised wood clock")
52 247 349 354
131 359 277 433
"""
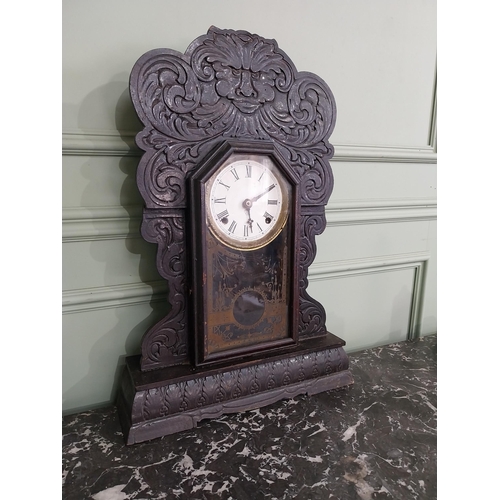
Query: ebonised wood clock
117 27 353 445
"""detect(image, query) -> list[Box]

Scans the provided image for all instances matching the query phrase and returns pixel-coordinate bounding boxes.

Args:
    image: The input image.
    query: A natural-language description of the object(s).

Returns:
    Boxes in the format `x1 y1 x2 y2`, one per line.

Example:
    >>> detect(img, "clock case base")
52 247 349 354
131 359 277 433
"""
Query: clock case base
117 333 353 445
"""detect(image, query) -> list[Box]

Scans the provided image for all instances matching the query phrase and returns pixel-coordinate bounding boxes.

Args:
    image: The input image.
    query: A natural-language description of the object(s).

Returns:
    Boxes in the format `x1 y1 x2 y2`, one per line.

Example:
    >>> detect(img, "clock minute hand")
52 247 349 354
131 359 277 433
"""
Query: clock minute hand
250 184 275 203
242 183 276 226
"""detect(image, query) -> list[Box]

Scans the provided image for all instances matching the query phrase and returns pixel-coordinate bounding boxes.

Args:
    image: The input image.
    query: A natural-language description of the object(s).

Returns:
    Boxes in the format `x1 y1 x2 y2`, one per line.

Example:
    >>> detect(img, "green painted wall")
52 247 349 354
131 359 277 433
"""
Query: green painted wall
62 0 437 414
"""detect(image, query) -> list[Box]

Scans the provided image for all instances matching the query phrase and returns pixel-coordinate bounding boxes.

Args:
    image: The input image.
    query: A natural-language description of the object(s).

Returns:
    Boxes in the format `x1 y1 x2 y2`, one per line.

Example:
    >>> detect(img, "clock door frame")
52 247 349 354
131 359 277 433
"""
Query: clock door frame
189 139 301 367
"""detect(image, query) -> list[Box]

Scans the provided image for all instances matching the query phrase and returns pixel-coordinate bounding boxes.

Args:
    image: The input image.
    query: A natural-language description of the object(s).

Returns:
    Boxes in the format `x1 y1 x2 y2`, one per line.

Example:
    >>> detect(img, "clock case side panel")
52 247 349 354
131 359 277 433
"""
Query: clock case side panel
188 140 301 368
139 209 190 370
298 206 329 339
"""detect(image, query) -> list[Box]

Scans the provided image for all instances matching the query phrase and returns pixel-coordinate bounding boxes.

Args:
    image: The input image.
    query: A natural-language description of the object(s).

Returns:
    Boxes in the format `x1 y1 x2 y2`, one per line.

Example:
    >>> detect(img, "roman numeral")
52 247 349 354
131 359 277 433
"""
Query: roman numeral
219 181 230 190
228 221 237 233
267 199 278 205
258 171 265 182
264 211 273 220
214 197 226 203
230 168 239 180
243 224 252 237
217 209 229 219
257 223 263 232
246 164 252 178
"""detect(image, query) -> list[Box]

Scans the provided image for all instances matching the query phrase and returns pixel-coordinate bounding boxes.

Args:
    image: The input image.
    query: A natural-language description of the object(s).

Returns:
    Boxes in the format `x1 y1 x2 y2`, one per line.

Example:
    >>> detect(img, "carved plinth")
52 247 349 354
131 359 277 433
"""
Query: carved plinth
117 333 353 445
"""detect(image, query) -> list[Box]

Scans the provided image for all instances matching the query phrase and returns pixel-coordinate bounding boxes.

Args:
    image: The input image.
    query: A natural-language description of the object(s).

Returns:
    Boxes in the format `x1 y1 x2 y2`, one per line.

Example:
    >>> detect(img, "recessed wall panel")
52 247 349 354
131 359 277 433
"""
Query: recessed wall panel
308 267 415 352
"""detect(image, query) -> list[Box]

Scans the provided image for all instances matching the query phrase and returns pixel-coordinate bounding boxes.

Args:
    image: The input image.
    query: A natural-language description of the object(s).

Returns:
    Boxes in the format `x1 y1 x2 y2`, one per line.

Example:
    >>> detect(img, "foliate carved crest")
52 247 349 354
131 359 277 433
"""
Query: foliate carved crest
130 26 336 208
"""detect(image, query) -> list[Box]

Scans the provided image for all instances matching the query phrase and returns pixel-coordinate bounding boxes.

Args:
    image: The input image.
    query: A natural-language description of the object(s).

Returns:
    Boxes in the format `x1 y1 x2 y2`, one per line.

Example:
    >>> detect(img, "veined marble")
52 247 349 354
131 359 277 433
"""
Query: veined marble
62 334 437 499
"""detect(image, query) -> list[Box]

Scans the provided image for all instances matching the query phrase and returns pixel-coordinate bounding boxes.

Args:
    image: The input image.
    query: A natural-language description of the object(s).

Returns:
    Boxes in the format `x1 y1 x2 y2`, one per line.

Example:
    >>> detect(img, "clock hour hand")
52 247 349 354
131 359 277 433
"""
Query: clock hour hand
242 199 253 229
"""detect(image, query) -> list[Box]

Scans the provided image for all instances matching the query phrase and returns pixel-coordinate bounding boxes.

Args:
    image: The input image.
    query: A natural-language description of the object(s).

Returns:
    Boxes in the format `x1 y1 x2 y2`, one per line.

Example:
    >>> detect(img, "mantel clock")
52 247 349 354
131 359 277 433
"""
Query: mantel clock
117 27 353 444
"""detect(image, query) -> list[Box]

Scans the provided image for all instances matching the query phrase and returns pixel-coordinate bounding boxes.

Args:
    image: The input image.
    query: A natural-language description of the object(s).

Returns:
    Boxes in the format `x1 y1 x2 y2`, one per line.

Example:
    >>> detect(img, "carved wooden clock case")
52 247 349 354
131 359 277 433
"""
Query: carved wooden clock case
116 27 354 444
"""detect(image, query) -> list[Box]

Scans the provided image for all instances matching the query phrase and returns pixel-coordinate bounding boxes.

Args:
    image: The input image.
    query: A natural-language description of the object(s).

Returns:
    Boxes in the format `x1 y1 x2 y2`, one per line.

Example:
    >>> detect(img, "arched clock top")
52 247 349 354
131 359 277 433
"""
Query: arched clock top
130 26 336 209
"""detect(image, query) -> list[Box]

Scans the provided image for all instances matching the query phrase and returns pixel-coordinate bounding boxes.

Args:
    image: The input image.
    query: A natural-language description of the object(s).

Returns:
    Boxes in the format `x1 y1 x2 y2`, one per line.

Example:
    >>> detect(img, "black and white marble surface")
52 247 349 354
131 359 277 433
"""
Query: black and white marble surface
62 334 437 500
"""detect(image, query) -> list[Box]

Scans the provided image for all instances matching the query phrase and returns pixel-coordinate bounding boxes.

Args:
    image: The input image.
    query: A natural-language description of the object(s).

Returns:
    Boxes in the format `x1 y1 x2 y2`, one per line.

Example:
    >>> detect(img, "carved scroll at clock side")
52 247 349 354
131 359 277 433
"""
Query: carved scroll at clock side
134 133 220 209
275 145 334 207
139 211 190 370
298 208 328 339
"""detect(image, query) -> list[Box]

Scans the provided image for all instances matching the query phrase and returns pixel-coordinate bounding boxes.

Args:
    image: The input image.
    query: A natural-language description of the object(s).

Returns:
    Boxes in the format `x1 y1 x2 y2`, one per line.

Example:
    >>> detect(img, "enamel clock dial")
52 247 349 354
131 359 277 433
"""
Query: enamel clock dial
207 155 290 251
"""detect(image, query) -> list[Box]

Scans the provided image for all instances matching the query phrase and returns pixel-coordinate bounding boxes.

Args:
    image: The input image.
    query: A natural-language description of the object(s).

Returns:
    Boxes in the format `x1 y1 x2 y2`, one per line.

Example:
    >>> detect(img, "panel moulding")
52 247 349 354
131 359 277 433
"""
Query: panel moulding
62 206 142 242
63 252 430 343
428 61 437 152
62 131 139 157
63 199 437 242
62 281 169 314
308 252 430 341
62 131 437 164
332 143 436 164
325 198 437 226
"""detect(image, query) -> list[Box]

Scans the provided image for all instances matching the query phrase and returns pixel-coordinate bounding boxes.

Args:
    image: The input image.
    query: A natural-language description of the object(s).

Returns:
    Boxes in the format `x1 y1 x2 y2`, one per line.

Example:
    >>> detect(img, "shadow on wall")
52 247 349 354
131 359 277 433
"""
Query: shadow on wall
77 74 166 299
62 299 169 415
63 76 174 413
74 73 142 134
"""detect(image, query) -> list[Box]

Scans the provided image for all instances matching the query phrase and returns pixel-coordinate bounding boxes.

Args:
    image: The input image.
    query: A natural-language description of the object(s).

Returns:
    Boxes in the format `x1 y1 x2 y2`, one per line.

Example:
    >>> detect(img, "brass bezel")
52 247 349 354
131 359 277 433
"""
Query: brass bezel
205 153 291 251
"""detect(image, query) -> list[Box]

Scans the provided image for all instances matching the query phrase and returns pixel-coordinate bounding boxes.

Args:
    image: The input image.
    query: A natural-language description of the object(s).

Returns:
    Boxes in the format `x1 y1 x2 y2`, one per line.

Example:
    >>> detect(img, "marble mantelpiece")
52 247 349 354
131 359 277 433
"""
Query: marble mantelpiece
62 334 437 500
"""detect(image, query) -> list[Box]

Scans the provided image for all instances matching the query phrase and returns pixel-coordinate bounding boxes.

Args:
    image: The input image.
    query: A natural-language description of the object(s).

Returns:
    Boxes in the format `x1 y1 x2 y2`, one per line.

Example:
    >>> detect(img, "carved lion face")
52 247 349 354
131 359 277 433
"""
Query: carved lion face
213 64 276 113
192 29 293 115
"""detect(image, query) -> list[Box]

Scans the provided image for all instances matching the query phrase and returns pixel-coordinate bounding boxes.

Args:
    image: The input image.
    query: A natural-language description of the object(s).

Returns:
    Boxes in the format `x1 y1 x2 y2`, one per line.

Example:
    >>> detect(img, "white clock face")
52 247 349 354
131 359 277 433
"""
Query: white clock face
206 155 290 250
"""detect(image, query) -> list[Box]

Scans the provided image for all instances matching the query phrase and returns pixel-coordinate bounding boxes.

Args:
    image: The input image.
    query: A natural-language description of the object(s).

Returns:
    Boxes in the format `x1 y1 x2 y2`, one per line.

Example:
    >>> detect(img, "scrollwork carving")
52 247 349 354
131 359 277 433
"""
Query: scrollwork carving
131 26 336 208
140 212 189 370
298 211 328 338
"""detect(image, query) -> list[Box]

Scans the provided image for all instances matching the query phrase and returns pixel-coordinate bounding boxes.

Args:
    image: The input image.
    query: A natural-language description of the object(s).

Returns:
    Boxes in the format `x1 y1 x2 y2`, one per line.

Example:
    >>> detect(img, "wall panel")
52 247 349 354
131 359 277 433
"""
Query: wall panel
62 154 143 208
62 238 161 291
62 302 168 412
309 267 416 352
316 221 431 263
